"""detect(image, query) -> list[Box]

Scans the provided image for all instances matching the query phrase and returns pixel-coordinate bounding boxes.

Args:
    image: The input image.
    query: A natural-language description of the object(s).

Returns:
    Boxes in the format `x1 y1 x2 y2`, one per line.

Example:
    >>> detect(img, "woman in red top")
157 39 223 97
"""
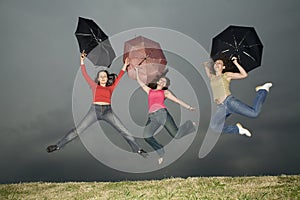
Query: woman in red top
135 68 196 164
47 53 147 157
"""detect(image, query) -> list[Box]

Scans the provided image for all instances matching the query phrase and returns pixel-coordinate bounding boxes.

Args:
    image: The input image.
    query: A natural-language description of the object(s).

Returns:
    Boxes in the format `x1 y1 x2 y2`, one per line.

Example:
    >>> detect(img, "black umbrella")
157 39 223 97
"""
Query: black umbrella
211 25 263 72
75 17 116 67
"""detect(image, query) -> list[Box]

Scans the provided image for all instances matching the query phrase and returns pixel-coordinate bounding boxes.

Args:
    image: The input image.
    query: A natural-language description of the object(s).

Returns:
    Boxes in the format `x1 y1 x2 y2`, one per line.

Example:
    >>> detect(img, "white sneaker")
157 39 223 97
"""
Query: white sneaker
158 157 164 165
236 123 251 137
255 82 273 92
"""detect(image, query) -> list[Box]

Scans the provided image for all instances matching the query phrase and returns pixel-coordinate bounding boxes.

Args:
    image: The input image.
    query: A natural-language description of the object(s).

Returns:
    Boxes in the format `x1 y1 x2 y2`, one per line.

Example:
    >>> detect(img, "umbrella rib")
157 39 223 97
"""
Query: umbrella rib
243 44 261 48
76 33 93 36
238 35 247 47
242 51 256 61
233 34 238 49
221 49 230 53
90 28 100 44
219 40 235 48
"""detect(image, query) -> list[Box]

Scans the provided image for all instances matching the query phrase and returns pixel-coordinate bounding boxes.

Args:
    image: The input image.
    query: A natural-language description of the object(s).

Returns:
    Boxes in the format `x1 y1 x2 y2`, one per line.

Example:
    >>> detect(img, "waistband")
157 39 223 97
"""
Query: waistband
92 104 111 108
148 108 167 115
218 95 233 105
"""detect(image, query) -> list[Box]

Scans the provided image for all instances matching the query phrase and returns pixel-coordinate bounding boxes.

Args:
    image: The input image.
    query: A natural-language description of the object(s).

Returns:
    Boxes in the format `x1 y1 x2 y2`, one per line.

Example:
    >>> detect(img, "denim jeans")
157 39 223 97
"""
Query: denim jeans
210 89 268 134
56 104 141 152
143 108 195 156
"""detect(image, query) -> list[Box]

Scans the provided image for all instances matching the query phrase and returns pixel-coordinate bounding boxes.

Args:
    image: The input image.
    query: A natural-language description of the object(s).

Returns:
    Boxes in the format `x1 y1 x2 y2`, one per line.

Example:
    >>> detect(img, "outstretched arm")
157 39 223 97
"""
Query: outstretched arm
226 57 248 80
164 90 195 111
135 67 150 94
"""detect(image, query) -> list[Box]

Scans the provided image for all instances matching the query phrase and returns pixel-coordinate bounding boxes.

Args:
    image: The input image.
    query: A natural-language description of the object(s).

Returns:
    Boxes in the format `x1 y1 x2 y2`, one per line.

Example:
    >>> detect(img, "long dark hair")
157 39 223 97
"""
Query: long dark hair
211 53 236 73
95 70 117 86
147 76 170 90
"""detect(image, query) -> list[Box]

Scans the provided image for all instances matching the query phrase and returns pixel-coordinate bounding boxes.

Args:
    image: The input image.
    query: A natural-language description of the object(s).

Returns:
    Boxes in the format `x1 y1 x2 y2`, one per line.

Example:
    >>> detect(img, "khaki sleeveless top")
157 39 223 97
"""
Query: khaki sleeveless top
210 74 231 102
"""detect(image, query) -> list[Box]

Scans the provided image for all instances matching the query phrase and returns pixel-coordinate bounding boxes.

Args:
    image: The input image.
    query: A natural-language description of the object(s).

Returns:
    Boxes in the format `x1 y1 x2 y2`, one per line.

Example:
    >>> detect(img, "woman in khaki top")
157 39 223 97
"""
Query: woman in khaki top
204 55 272 137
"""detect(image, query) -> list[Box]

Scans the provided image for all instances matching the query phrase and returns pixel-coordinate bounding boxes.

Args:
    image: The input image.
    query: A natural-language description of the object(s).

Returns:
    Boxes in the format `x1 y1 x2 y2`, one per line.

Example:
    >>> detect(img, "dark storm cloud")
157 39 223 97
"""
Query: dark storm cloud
0 0 299 183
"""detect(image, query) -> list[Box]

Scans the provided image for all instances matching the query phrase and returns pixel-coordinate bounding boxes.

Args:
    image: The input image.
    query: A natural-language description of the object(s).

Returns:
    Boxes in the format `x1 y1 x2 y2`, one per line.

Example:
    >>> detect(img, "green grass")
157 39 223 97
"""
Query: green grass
0 175 299 200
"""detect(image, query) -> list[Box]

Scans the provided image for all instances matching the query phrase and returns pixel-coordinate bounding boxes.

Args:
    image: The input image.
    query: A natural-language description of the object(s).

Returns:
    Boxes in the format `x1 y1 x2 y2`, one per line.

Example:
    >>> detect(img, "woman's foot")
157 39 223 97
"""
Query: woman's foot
236 123 251 137
46 145 59 153
137 149 148 158
255 82 272 92
158 157 164 165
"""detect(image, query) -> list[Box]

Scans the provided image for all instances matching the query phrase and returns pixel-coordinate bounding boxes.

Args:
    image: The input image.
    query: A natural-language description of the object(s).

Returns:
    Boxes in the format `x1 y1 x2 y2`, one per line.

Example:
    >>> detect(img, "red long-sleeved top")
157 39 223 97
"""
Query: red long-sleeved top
81 64 125 104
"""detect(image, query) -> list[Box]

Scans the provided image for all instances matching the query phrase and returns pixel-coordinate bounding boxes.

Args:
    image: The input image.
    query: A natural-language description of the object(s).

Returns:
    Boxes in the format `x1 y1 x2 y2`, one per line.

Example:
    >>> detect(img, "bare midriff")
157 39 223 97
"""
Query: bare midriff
93 102 111 105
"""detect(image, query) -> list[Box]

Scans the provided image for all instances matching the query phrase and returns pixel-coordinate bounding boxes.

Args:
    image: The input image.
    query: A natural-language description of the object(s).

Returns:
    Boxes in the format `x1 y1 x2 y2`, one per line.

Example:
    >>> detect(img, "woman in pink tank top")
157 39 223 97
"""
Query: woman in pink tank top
135 68 197 164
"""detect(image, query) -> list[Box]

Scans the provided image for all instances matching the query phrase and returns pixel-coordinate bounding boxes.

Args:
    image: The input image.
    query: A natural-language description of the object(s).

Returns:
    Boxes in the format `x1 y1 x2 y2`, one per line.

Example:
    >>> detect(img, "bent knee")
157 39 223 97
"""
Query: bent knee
209 123 222 132
144 137 153 144
248 112 260 118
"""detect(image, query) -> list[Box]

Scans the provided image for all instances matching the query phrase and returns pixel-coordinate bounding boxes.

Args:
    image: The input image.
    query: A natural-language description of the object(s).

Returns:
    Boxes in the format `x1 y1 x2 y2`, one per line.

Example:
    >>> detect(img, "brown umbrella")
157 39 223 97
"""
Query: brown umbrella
123 36 167 84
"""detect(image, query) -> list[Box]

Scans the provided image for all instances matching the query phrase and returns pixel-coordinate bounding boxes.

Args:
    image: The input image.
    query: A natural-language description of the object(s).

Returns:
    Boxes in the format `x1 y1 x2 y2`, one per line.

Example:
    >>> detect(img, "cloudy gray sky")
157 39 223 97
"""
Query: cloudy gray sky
0 0 299 183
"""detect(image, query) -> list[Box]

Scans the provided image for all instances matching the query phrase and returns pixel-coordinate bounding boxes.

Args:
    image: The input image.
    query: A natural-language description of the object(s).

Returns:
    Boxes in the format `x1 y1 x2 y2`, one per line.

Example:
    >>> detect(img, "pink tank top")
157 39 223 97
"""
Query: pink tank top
148 89 167 113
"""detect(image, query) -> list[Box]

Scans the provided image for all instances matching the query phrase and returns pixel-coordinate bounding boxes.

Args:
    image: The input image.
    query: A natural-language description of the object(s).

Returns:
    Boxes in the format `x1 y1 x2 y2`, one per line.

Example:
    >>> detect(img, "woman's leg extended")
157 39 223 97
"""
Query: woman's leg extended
103 109 141 153
227 91 268 118
56 106 98 149
143 115 165 156
161 110 195 139
210 102 239 134
210 104 227 132
219 92 269 135
162 110 178 138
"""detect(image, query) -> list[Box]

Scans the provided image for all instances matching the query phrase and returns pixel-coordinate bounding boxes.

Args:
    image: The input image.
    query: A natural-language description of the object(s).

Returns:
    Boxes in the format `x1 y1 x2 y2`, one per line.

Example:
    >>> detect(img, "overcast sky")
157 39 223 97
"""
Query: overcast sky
0 0 299 183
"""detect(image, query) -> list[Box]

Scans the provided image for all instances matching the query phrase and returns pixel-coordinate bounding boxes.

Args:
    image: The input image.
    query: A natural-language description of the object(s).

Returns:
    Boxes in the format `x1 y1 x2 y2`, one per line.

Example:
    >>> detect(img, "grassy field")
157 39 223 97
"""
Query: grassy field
0 175 299 200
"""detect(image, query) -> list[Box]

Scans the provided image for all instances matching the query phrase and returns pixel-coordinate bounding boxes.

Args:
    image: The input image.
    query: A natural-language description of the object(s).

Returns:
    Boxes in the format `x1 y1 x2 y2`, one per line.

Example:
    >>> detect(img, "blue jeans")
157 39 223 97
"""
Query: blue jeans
143 108 195 156
210 89 268 134
56 104 141 152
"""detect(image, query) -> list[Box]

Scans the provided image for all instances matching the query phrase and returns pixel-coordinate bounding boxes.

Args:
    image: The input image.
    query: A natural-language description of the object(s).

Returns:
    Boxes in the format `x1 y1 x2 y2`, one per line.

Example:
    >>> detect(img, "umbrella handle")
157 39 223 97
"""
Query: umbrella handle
138 57 147 66
81 50 87 58
231 56 238 61
138 53 151 66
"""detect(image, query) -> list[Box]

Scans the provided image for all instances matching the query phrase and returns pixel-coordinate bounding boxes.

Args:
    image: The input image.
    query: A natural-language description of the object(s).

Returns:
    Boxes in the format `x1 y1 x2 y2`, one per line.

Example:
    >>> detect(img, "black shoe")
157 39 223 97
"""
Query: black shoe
46 145 59 153
137 149 148 158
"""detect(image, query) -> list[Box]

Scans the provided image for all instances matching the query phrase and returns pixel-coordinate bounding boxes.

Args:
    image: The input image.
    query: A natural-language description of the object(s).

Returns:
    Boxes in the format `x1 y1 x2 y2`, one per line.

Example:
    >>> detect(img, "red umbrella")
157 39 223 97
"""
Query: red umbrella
123 36 167 84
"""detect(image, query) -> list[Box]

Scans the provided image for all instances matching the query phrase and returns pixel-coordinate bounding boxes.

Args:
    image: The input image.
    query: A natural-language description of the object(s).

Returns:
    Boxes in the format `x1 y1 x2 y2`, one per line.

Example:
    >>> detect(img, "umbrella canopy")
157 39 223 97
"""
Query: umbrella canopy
75 17 116 67
123 36 167 84
211 25 263 72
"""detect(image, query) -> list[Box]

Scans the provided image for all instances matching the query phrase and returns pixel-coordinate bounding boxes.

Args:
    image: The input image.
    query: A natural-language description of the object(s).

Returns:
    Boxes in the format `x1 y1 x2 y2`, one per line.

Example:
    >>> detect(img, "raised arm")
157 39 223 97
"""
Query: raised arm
164 90 195 111
203 61 213 79
135 67 150 94
110 59 129 89
121 57 130 71
80 51 96 87
225 57 248 80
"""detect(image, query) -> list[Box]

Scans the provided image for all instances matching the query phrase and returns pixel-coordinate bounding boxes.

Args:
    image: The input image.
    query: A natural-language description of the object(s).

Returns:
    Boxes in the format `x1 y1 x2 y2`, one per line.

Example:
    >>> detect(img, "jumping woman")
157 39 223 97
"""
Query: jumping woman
204 55 272 137
46 52 147 157
135 67 196 164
